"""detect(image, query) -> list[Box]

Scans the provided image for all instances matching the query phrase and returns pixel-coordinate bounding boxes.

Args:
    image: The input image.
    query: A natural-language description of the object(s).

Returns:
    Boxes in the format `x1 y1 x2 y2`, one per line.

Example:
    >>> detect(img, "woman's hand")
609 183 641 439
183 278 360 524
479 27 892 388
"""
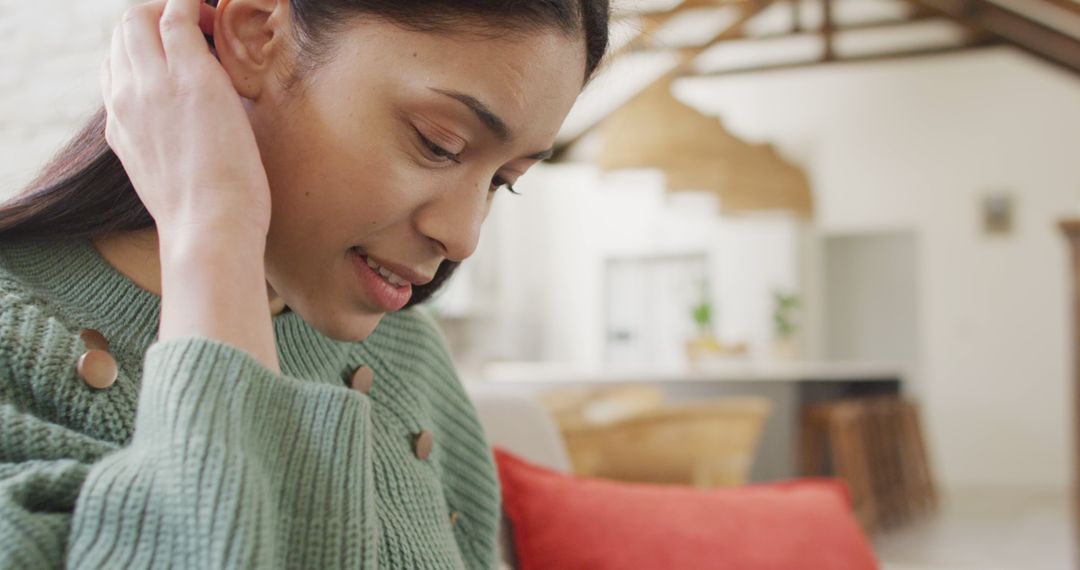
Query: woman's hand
101 0 281 373
100 0 272 240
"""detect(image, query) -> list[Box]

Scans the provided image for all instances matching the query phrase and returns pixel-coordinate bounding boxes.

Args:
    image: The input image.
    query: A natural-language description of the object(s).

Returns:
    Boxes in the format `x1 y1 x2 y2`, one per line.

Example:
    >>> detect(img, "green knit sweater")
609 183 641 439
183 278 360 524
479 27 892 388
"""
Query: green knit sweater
0 237 501 569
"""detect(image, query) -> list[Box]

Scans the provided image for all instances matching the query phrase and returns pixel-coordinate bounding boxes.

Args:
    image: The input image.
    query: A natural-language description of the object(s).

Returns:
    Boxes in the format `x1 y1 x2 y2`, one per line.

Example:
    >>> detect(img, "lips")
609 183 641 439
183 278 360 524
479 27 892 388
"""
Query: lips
353 249 435 286
349 249 413 312
362 255 410 287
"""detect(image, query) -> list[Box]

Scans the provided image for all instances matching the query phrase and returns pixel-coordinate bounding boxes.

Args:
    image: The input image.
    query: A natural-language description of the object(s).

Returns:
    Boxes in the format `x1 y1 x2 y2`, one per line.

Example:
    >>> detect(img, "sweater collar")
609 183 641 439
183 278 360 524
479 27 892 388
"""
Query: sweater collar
0 236 356 378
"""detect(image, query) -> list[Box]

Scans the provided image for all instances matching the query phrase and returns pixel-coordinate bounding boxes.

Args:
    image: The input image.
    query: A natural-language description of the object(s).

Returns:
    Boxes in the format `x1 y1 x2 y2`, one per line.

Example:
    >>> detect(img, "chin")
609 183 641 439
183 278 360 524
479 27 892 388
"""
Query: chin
289 298 387 342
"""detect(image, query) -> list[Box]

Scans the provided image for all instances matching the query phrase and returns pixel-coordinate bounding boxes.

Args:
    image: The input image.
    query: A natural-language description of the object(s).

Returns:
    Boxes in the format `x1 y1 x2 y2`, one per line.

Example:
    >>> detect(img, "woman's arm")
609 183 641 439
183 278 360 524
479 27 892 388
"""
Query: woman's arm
0 406 113 568
101 0 279 371
0 1 384 565
0 309 378 569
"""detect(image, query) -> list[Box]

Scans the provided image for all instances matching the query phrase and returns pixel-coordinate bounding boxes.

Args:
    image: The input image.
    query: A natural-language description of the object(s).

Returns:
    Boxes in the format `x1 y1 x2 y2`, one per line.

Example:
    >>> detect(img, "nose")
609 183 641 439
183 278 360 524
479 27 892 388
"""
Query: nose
414 175 492 262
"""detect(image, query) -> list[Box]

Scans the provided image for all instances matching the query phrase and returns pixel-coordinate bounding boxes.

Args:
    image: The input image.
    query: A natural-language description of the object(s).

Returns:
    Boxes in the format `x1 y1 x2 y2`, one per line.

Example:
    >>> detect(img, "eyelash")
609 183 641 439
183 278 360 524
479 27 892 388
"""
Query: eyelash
416 130 522 196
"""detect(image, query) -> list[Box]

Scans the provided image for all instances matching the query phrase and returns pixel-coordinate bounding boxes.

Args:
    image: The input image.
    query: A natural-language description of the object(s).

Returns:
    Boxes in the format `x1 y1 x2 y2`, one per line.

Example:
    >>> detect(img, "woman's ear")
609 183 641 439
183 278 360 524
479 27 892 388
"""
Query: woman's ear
212 0 292 100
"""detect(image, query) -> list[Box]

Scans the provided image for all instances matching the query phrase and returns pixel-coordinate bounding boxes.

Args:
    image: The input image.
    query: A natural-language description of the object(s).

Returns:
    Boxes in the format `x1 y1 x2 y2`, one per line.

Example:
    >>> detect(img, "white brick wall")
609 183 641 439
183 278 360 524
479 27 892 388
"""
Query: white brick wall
0 0 133 198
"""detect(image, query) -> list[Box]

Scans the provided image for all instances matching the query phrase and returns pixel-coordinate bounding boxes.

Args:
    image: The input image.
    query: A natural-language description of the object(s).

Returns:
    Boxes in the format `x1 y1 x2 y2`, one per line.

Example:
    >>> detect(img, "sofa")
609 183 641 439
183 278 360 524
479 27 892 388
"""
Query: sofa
465 385 572 569
465 383 896 570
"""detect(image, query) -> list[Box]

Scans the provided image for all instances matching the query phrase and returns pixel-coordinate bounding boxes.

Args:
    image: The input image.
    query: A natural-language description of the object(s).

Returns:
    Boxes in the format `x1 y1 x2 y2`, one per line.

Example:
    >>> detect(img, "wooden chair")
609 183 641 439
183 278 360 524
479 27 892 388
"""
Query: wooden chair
538 384 667 431
551 396 771 488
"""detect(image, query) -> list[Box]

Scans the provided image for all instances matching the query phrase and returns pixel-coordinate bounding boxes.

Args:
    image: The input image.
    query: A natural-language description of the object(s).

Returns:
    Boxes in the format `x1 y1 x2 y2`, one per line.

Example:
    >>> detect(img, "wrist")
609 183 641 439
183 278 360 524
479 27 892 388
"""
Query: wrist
157 225 267 270
157 217 268 258
155 193 271 241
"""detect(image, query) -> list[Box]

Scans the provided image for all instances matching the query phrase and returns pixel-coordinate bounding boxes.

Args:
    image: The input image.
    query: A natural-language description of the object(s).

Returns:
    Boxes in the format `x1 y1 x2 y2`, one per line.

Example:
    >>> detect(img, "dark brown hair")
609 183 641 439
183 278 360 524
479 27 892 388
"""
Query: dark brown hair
0 0 610 309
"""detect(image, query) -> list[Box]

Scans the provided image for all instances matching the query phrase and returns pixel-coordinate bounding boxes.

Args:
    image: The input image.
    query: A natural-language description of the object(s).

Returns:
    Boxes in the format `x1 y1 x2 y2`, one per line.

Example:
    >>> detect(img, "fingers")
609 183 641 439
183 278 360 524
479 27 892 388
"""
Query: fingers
160 0 214 71
108 19 131 101
99 55 114 148
122 1 167 81
102 0 217 152
102 26 127 150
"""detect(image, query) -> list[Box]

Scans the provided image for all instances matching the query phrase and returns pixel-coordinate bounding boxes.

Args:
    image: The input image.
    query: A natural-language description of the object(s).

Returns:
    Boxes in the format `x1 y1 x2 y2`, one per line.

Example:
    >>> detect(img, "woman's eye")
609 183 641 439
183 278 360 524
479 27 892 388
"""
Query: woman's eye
411 125 521 196
491 176 522 196
415 129 461 163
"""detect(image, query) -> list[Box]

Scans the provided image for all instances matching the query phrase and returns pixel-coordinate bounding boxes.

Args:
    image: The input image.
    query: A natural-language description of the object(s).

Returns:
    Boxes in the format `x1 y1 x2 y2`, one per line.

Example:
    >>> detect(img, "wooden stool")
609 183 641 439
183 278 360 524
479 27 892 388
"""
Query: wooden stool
897 399 938 515
800 396 938 536
800 400 880 535
868 396 938 527
866 397 909 528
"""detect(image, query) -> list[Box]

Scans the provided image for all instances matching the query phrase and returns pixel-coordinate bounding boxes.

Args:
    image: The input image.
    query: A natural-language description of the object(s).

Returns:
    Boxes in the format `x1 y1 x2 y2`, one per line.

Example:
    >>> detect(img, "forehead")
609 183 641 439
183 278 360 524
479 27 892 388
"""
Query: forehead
318 19 587 146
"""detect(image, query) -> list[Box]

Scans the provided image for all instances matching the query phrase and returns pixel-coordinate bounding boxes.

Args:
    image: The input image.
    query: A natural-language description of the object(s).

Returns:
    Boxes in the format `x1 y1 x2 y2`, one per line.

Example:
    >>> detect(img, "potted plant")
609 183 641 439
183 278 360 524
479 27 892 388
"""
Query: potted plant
770 290 801 360
685 279 724 364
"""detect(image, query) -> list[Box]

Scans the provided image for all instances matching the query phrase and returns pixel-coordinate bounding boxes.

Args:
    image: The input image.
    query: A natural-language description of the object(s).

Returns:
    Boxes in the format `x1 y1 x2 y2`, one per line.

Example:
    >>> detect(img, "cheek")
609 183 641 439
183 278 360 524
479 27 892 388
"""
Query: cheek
262 114 420 242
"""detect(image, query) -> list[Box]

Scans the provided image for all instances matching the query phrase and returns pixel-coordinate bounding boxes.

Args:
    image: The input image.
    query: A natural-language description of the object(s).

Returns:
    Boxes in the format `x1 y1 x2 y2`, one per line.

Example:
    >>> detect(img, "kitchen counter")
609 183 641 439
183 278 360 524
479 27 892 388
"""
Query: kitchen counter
478 359 905 385
467 359 905 482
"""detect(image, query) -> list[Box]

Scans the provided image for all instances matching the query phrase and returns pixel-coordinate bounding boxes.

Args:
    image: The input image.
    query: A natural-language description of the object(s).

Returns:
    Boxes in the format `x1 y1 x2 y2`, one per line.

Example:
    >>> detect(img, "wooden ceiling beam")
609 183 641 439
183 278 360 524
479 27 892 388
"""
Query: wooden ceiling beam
613 0 752 21
684 0 775 55
624 6 943 59
552 0 775 159
908 0 1080 76
686 33 1000 77
733 11 939 42
1042 0 1080 17
625 3 707 54
609 0 730 60
673 13 967 63
823 0 836 61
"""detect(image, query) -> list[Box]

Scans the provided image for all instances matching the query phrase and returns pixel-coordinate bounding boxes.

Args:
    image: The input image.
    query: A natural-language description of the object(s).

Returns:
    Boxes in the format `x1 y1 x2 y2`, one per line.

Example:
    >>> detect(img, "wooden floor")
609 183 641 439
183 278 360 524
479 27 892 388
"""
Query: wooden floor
875 489 1075 570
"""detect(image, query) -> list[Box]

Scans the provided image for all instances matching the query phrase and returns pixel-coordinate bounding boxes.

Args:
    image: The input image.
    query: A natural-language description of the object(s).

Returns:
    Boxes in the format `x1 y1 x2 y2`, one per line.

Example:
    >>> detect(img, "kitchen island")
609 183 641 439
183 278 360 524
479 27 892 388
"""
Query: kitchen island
466 360 904 482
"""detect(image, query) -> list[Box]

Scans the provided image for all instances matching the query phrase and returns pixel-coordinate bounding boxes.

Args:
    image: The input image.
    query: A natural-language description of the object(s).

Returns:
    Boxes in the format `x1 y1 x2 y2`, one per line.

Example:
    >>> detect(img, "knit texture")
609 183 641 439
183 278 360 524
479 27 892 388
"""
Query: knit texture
0 237 501 569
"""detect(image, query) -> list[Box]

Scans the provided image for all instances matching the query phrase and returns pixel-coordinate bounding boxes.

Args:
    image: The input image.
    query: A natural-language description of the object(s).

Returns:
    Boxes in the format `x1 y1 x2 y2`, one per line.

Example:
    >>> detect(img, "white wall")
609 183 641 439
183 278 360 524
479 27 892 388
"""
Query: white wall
676 46 1080 493
461 162 806 374
0 0 131 197
823 232 921 394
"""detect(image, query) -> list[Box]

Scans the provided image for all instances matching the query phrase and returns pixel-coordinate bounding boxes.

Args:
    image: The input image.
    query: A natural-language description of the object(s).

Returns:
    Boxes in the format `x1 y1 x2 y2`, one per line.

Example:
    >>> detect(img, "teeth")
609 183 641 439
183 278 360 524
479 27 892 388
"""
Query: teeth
363 255 407 286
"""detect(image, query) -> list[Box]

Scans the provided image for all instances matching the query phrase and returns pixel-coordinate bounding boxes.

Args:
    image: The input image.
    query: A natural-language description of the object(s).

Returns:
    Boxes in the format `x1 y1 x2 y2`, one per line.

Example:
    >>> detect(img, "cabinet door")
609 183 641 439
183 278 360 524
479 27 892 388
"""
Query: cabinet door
604 253 707 367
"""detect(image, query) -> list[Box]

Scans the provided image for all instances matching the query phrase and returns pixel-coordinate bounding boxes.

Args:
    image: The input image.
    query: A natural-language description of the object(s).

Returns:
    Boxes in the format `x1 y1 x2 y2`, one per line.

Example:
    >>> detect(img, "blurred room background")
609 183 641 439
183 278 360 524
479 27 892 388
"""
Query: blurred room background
5 0 1080 568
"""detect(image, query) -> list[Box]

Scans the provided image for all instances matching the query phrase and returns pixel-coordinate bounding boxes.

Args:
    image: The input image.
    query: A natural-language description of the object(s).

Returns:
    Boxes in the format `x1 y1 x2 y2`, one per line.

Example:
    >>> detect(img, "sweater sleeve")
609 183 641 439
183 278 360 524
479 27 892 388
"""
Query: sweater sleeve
0 414 105 568
0 336 380 569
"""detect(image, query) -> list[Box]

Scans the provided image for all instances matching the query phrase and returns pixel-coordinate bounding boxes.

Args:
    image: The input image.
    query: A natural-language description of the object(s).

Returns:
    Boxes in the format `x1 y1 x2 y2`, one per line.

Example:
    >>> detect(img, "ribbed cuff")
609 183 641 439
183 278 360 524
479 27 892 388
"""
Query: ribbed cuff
136 337 287 443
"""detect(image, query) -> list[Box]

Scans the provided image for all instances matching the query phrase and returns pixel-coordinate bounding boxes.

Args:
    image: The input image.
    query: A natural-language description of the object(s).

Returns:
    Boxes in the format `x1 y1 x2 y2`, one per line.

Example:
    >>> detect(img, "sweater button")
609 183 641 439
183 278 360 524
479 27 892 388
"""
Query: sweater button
449 511 460 526
348 365 374 395
414 429 434 460
77 349 118 390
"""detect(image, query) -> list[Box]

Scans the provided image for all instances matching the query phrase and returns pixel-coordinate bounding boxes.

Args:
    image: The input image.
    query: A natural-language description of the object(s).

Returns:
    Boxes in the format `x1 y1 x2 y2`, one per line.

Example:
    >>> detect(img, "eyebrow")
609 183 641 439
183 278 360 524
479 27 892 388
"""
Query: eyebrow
430 87 554 161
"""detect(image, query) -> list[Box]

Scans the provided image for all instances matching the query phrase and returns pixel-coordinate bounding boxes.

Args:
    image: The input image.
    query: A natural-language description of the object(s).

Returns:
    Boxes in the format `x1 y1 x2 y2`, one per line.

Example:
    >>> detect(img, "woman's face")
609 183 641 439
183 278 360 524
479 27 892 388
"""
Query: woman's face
233 9 587 341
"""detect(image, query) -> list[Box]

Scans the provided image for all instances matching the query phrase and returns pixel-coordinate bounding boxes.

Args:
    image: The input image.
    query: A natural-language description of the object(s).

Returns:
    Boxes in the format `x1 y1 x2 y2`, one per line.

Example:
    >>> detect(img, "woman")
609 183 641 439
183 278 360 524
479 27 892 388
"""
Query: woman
0 0 609 567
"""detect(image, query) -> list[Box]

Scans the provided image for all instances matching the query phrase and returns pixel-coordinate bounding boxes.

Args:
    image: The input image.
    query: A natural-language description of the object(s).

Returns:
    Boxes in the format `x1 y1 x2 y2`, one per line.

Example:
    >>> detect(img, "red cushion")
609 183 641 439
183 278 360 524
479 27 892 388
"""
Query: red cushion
494 446 879 570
